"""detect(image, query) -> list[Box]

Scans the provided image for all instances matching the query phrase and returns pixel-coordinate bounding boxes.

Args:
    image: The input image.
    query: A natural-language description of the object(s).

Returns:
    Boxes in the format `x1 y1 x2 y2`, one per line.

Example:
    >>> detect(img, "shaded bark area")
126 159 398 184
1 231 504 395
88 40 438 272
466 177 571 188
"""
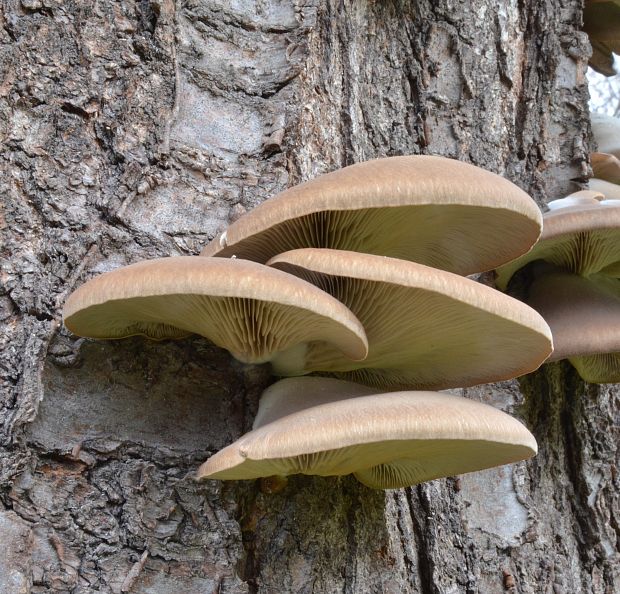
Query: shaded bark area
1 0 618 593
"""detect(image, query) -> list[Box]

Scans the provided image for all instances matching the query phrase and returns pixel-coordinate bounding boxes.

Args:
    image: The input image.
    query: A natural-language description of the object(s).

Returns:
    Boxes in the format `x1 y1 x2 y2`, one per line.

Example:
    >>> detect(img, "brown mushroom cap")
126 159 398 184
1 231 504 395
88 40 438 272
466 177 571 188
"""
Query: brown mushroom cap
546 191 604 211
267 249 552 390
592 152 620 184
196 383 537 489
201 156 542 275
496 200 620 290
63 256 368 373
525 269 620 382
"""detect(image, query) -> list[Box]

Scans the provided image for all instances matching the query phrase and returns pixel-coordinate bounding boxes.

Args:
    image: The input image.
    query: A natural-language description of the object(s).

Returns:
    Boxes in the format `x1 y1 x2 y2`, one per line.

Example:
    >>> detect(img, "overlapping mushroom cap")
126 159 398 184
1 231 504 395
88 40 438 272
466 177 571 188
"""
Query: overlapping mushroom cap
63 256 368 374
496 199 620 290
267 249 553 390
526 268 620 382
196 377 538 489
202 155 542 275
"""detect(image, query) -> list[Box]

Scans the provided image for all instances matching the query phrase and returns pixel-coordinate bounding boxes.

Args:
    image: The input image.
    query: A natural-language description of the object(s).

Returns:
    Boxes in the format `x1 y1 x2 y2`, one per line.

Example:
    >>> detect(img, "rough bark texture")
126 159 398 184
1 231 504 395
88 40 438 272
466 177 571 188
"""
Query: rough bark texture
1 0 618 593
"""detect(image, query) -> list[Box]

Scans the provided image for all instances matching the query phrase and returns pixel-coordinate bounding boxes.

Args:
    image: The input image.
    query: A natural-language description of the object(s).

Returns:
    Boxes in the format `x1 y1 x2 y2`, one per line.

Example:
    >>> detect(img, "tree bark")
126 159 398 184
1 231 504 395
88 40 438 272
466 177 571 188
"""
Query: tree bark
1 0 618 593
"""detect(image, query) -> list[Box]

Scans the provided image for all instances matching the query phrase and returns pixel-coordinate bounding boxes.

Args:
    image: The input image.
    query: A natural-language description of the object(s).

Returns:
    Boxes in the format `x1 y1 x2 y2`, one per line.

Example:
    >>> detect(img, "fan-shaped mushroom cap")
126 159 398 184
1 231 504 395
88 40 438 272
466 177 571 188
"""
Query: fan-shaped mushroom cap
201 156 541 275
267 249 552 390
63 257 368 374
591 112 620 156
196 385 537 489
496 200 620 290
592 152 620 184
525 269 620 383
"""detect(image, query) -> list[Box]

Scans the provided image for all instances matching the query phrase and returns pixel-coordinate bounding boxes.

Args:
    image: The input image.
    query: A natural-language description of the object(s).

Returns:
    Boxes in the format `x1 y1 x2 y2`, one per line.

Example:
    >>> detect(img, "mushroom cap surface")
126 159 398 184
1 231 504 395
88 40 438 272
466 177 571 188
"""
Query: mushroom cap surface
496 200 620 290
267 249 553 390
196 386 537 489
591 112 620 156
591 152 620 184
63 256 368 372
202 155 541 275
526 270 620 382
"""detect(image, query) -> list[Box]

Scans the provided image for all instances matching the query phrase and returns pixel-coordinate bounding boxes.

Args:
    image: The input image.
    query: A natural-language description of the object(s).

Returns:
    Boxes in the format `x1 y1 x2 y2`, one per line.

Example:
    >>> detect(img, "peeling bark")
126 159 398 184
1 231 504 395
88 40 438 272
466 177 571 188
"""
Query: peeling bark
1 0 618 593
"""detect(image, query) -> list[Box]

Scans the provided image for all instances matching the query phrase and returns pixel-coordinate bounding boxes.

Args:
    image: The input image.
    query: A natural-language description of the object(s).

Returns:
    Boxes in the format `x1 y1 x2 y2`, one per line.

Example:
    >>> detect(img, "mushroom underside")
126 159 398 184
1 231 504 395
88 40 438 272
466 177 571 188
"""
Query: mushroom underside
197 389 537 488
496 228 620 290
270 255 552 390
206 205 539 275
525 271 620 381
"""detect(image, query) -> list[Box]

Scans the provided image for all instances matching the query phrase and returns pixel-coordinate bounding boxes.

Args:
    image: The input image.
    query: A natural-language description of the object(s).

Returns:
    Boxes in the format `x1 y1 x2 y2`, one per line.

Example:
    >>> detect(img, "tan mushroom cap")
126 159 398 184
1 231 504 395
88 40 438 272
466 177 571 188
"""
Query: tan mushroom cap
496 200 620 290
591 112 620 157
201 156 542 275
525 269 620 382
63 256 367 373
592 152 620 184
267 249 553 390
196 383 538 489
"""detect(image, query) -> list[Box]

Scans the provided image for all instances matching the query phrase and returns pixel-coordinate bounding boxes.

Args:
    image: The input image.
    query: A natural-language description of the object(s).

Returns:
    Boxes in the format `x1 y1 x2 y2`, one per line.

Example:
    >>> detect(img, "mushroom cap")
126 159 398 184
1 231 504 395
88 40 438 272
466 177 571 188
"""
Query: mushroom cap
525 269 620 382
267 249 553 390
63 256 368 372
591 152 620 184
495 200 620 290
201 156 542 275
196 385 538 489
591 112 620 157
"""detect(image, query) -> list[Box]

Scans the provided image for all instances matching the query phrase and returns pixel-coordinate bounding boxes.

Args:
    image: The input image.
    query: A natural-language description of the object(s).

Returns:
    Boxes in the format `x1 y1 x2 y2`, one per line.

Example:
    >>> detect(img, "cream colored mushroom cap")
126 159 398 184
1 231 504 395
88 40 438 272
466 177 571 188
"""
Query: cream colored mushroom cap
201 155 541 275
526 270 620 382
196 387 537 489
267 249 553 390
591 112 620 157
63 256 368 370
496 200 620 290
546 191 604 211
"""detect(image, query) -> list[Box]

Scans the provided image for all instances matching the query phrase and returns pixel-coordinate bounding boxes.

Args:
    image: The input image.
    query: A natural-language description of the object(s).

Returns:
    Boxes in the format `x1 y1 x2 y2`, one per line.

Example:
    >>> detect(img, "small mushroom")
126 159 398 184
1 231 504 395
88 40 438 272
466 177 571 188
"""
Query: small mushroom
267 248 553 390
589 178 620 200
591 152 620 185
63 256 368 374
546 191 604 211
196 377 538 489
202 155 542 275
525 266 620 382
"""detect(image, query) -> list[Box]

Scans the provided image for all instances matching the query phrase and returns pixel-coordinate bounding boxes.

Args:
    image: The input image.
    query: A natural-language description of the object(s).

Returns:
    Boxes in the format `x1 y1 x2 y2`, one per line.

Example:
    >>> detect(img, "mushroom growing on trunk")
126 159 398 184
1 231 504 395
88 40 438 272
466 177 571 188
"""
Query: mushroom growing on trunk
496 199 620 382
63 256 368 374
196 377 538 489
202 155 542 276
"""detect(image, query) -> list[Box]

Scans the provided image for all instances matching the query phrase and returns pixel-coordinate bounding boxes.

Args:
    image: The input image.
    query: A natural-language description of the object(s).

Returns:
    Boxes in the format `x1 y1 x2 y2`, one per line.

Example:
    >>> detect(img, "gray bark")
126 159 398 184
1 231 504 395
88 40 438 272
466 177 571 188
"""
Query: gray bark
1 0 618 593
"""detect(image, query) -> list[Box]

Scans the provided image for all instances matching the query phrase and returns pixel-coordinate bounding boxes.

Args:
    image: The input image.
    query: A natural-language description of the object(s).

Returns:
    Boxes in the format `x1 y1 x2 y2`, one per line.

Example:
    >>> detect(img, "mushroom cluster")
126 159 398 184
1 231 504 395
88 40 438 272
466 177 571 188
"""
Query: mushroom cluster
496 194 620 383
63 155 552 488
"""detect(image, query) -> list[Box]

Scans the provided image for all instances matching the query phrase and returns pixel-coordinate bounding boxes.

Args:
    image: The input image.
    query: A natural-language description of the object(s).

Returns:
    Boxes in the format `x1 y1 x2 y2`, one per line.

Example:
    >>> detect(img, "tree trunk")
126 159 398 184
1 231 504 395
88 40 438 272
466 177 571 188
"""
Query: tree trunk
1 1 618 593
